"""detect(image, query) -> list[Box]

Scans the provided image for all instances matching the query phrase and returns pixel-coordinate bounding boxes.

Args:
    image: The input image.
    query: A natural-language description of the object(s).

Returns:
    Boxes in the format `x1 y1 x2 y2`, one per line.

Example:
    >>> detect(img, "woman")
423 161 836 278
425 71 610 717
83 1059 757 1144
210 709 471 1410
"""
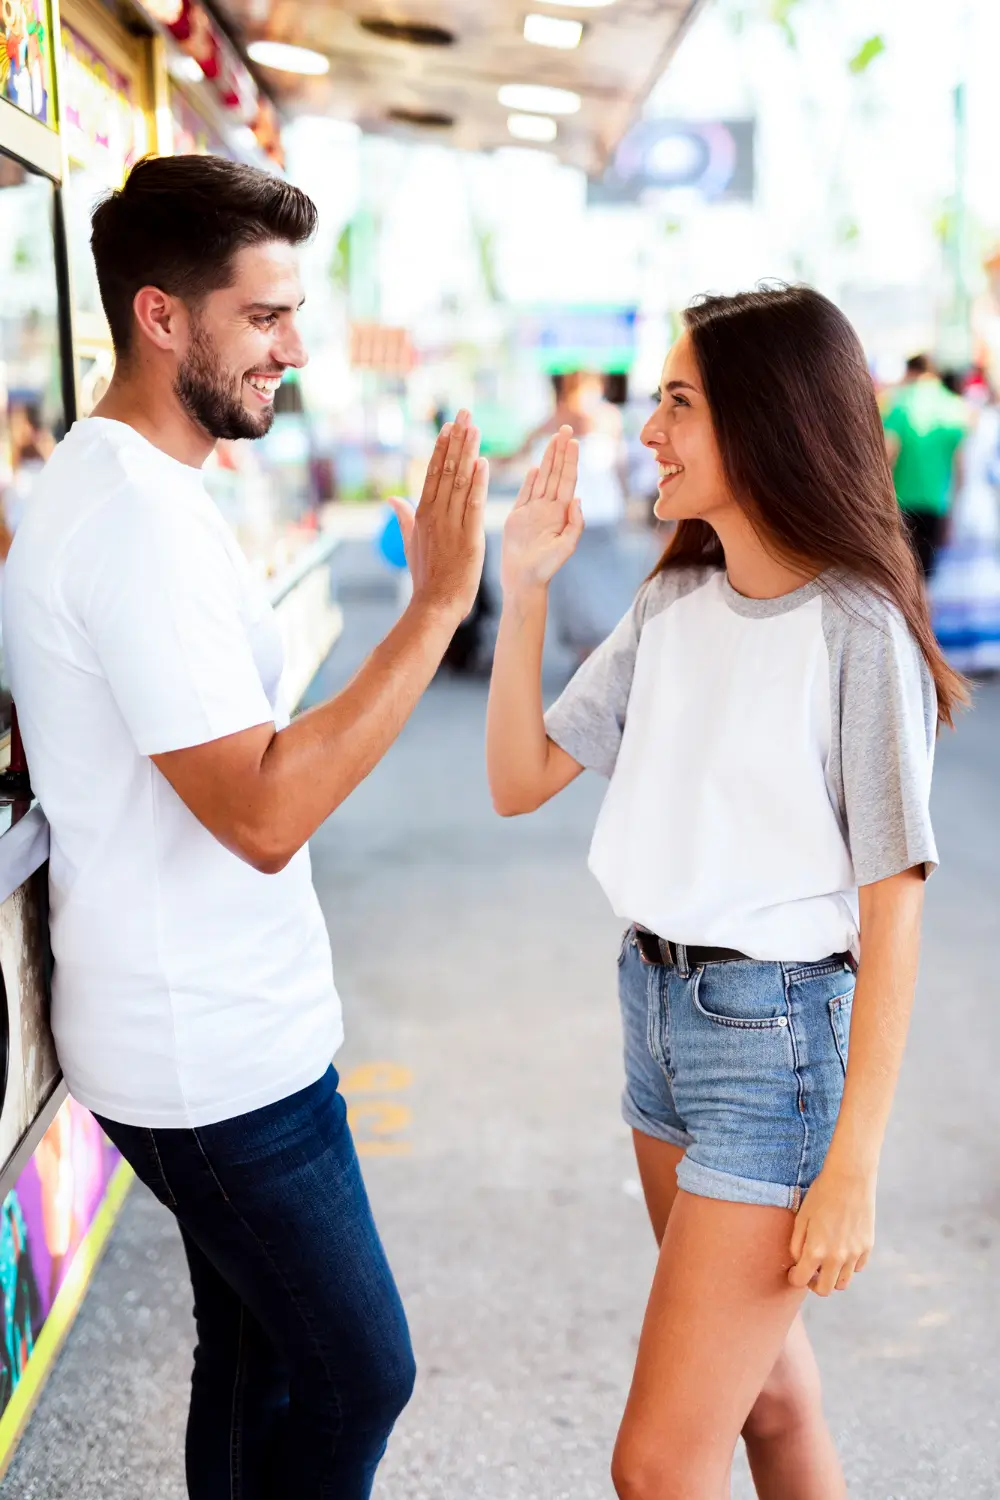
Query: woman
486 287 963 1499
506 370 633 661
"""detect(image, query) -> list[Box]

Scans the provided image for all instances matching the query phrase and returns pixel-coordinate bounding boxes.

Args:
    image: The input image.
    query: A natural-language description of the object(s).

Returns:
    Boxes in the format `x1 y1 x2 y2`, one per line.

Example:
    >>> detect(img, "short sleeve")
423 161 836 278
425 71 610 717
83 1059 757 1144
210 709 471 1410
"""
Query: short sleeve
826 595 938 886
72 490 275 756
544 592 644 778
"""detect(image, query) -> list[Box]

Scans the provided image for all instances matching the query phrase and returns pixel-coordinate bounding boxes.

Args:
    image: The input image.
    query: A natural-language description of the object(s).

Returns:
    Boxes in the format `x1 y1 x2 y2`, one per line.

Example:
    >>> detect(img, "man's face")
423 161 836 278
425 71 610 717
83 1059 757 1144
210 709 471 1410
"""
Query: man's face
174 240 307 442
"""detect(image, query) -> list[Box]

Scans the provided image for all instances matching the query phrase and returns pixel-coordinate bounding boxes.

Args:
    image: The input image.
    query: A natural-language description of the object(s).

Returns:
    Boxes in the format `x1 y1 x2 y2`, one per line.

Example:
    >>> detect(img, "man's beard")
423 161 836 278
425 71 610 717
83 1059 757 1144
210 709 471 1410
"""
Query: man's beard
174 321 276 442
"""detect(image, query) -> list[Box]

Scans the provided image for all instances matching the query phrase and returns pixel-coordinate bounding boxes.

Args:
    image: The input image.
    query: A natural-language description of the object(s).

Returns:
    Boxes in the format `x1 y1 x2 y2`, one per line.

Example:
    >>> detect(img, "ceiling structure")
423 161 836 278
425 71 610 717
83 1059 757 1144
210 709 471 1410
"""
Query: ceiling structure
214 0 708 175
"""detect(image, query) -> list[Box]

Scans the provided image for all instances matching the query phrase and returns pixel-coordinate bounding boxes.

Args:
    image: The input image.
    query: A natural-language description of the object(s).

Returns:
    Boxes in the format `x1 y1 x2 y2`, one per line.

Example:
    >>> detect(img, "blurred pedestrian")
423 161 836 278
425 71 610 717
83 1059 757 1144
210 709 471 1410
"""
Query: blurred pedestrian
882 353 970 577
507 371 631 662
487 287 962 1499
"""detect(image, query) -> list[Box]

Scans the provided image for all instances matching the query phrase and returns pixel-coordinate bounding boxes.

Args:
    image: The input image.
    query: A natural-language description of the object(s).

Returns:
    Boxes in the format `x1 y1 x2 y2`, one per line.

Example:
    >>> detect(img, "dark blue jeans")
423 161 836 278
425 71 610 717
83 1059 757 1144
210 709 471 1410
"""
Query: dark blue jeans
96 1067 415 1500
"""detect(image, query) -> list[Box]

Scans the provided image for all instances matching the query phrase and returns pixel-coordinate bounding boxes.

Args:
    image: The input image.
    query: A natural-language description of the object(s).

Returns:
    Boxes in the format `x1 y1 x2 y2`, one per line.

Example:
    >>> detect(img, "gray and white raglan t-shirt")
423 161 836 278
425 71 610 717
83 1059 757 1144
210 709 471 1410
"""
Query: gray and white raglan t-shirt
544 567 938 962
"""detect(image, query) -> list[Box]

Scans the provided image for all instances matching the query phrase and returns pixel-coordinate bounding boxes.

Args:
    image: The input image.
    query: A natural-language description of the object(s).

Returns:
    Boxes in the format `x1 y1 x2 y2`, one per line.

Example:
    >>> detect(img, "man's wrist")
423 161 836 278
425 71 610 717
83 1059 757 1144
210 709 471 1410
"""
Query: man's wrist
406 592 466 632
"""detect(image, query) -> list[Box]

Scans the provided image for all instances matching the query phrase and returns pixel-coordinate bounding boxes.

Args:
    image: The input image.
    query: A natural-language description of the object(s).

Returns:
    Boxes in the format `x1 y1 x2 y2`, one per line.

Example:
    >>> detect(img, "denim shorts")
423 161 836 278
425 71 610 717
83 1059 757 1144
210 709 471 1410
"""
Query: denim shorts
618 928 855 1211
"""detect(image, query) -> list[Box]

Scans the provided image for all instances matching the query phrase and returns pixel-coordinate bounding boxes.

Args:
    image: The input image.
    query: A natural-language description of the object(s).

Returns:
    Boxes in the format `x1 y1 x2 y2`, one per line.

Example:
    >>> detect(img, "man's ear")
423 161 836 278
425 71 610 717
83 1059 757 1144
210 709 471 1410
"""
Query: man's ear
131 286 187 355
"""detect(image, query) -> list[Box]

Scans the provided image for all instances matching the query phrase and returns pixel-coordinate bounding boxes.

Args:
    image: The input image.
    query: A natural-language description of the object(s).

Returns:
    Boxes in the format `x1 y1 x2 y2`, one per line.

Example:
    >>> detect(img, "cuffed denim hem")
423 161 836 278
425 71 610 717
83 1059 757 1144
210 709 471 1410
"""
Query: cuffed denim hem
621 1088 692 1151
676 1154 802 1211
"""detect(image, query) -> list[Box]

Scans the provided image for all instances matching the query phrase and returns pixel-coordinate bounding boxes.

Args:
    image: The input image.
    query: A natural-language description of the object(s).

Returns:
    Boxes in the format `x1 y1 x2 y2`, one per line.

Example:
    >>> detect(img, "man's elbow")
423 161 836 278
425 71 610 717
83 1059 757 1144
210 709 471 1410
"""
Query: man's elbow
232 823 296 875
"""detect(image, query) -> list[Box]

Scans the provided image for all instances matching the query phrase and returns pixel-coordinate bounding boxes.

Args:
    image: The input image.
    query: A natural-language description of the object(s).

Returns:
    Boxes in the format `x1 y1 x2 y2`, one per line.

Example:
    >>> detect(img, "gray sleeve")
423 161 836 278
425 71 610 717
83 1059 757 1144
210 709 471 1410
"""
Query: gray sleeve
543 595 642 778
823 591 938 885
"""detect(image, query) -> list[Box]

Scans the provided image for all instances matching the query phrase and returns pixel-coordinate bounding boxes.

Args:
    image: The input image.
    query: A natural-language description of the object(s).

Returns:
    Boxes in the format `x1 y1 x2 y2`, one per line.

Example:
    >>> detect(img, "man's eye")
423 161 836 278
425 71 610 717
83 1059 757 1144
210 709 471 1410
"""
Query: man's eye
255 314 278 329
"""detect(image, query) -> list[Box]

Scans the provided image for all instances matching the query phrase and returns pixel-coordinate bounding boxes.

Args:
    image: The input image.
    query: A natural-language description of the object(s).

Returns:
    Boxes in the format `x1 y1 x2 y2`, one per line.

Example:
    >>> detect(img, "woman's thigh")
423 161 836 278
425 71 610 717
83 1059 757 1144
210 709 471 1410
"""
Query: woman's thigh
614 1189 806 1495
632 1130 684 1245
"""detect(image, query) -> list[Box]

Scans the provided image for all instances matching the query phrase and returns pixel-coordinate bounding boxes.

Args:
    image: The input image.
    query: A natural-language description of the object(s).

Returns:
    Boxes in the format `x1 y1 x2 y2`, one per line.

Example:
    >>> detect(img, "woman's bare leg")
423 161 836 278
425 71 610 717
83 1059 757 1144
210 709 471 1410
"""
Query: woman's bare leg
628 1133 846 1500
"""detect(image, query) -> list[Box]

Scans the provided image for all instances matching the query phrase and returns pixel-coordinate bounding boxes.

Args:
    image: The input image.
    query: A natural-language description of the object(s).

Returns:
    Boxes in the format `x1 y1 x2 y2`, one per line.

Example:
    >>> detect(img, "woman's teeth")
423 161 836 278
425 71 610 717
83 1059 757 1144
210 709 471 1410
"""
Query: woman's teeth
658 462 683 479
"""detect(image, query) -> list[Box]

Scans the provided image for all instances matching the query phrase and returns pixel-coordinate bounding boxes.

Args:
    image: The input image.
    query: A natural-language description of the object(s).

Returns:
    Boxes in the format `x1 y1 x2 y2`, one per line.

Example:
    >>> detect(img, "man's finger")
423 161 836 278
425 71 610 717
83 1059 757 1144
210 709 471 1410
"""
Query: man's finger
465 457 489 519
448 424 481 513
419 423 453 509
436 409 471 510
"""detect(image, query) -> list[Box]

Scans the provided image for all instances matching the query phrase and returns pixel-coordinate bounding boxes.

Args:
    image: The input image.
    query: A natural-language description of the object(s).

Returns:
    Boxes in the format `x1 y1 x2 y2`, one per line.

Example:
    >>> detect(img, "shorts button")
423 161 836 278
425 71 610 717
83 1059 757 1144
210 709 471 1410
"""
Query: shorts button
777 1017 789 1027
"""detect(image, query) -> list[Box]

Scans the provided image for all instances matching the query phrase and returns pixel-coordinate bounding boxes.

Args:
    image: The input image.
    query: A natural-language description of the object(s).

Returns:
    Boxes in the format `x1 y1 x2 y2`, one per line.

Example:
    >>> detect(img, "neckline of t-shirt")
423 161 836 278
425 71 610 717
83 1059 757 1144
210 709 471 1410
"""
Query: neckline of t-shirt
718 570 825 619
78 416 208 484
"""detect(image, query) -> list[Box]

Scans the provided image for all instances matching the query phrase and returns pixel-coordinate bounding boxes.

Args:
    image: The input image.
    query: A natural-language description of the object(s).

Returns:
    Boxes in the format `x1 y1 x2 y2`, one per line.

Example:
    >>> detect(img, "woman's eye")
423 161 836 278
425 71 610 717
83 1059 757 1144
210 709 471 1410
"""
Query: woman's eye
671 394 689 409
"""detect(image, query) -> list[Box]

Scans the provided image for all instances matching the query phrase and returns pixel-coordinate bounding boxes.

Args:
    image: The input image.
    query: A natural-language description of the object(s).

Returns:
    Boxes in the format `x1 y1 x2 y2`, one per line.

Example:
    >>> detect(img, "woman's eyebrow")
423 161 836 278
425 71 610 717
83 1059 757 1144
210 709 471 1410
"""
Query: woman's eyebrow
666 379 699 393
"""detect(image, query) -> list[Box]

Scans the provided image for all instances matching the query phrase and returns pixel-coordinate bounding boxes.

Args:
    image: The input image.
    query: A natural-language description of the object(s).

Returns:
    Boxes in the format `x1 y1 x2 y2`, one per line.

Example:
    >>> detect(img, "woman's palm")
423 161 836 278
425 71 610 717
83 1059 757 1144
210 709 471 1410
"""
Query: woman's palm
501 427 584 592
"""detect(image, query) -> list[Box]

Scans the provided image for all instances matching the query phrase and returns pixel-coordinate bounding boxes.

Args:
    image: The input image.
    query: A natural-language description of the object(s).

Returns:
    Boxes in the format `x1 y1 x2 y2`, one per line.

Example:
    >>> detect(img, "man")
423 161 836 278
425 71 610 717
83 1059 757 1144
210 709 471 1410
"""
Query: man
3 154 486 1499
882 352 970 577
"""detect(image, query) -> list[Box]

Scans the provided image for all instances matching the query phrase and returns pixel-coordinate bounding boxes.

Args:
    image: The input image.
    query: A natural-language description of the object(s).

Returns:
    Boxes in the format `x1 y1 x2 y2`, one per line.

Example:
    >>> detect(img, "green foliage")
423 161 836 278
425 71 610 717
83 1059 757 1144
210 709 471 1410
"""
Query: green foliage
330 223 351 295
848 34 886 75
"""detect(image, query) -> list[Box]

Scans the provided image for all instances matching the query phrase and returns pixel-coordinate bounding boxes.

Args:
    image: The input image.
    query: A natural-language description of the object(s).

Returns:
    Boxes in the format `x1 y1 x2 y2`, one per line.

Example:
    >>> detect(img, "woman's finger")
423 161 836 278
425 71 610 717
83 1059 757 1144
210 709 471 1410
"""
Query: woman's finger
787 1246 821 1289
513 466 540 510
531 427 569 503
555 437 580 508
834 1262 855 1293
419 423 453 509
814 1257 845 1299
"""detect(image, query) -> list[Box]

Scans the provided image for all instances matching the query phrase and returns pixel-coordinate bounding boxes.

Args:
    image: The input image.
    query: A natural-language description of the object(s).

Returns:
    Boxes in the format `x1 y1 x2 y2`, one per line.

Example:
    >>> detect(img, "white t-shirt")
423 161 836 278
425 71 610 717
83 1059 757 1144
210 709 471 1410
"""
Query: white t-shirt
3 418 343 1128
545 567 938 962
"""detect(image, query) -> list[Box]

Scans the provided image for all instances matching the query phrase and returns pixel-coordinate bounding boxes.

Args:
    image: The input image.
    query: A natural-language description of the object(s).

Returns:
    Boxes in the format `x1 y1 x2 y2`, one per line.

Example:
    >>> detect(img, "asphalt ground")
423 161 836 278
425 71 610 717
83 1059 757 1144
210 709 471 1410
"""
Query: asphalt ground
6 536 1000 1500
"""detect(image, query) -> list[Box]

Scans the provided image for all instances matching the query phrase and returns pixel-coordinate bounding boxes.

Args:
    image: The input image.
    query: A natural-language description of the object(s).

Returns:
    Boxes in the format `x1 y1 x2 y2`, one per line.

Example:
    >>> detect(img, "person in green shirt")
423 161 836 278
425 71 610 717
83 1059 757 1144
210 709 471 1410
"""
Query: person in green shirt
882 353 971 576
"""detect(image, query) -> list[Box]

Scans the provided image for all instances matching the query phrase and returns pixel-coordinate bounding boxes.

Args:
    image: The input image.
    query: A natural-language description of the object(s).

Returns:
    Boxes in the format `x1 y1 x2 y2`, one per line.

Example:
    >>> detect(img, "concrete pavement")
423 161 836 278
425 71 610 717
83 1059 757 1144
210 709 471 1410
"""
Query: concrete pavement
5 543 1000 1499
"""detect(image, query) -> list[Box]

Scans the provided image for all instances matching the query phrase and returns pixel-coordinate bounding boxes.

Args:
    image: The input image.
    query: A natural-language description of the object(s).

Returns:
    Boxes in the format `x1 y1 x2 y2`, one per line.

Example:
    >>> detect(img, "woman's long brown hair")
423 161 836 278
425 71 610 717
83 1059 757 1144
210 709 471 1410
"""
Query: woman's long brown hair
652 287 967 726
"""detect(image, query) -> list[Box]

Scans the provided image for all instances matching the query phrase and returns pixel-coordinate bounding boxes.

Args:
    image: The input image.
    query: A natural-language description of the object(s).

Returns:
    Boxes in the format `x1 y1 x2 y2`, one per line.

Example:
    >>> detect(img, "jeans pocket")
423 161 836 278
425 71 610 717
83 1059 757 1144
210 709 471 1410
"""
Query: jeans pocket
691 964 790 1031
828 992 853 1072
617 926 635 967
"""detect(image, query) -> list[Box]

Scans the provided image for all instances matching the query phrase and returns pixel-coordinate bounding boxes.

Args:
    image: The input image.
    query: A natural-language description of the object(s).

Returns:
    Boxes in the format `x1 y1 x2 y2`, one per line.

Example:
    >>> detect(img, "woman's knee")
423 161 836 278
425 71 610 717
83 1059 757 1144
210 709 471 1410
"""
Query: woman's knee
611 1430 723 1500
742 1343 822 1445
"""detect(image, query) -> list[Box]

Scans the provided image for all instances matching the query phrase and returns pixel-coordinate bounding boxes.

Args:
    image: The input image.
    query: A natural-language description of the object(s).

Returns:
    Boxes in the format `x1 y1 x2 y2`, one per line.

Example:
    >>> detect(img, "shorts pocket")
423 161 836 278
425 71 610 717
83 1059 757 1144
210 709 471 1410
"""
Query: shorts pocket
828 992 853 1071
691 964 790 1031
617 926 635 966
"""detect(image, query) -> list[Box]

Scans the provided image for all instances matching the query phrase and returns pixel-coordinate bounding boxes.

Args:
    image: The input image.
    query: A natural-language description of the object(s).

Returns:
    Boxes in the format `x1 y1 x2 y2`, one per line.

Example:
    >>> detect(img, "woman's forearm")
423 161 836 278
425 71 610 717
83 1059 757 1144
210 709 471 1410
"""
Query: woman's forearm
486 584 551 813
825 867 926 1175
487 584 581 814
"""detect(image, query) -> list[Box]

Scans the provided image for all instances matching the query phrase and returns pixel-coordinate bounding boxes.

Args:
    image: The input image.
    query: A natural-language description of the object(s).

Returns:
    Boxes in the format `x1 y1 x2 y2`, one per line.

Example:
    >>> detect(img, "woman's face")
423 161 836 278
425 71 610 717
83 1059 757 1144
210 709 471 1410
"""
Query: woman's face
641 332 735 524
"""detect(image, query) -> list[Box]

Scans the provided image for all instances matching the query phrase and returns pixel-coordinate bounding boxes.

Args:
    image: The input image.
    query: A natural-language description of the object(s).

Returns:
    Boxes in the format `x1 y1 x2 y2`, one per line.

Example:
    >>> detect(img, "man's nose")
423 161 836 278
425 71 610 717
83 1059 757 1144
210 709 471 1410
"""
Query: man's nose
276 327 308 371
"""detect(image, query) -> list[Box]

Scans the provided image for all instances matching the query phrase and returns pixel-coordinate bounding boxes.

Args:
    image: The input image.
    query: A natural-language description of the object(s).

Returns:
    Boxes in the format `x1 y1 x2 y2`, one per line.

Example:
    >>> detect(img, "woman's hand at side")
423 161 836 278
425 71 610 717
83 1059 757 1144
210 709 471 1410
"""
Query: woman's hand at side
788 864 925 1297
787 1163 876 1297
501 425 584 595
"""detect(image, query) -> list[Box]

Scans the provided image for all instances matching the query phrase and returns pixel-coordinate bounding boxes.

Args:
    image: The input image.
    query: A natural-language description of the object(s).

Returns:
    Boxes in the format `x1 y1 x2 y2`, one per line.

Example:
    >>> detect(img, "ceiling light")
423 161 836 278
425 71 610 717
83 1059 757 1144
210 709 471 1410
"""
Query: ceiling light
523 14 583 48
544 0 617 6
247 41 330 76
498 84 581 115
507 113 558 142
167 53 205 84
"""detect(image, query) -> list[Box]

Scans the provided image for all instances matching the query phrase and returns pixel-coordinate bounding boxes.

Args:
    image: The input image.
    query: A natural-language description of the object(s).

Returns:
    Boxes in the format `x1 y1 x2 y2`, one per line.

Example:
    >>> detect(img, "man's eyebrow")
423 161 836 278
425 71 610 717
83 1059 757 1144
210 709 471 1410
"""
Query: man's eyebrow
242 297 306 313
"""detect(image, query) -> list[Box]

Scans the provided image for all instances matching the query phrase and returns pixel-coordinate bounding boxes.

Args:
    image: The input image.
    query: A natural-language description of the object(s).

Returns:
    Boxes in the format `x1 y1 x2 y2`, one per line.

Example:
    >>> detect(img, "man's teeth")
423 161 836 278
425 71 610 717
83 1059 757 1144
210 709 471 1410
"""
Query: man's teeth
658 462 684 477
246 375 281 394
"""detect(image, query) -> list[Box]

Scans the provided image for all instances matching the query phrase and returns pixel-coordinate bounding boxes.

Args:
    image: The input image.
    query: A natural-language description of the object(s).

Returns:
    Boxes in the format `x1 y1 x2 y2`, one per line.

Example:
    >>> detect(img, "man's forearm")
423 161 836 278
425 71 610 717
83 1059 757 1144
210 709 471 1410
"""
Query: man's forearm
256 598 459 863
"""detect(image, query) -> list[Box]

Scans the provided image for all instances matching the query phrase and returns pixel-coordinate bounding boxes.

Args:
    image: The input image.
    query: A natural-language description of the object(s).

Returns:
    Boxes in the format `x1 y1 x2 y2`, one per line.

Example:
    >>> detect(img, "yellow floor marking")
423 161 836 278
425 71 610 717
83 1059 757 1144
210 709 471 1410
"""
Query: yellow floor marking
343 1062 413 1094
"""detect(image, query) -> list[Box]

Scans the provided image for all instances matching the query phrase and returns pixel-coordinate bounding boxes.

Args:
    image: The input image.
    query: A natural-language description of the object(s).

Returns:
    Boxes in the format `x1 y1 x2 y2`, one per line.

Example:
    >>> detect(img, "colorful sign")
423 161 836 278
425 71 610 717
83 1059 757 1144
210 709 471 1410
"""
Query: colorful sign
0 1099 127 1464
0 0 52 125
170 80 229 158
517 305 638 375
61 24 145 181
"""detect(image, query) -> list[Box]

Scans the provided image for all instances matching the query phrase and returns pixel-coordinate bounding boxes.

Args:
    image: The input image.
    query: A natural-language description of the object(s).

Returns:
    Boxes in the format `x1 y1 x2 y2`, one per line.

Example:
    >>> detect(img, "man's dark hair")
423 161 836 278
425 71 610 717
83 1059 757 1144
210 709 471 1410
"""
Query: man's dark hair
905 352 934 377
90 154 318 357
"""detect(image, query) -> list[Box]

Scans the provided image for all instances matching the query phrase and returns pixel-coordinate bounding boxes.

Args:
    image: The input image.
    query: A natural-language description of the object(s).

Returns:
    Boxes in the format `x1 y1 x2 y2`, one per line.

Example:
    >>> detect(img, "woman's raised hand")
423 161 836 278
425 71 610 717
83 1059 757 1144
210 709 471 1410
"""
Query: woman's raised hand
500 425 584 595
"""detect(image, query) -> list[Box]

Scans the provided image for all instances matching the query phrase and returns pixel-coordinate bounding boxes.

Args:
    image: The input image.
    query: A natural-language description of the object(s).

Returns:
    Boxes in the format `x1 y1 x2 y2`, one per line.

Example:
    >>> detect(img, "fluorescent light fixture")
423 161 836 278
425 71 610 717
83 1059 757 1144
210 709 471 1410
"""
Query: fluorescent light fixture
498 83 581 115
507 112 558 142
524 13 583 48
167 53 205 85
247 40 330 76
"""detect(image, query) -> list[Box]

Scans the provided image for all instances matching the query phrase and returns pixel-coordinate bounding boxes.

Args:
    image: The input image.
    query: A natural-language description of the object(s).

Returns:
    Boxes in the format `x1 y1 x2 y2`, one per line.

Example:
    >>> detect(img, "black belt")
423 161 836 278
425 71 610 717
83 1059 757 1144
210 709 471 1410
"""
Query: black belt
633 927 855 971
